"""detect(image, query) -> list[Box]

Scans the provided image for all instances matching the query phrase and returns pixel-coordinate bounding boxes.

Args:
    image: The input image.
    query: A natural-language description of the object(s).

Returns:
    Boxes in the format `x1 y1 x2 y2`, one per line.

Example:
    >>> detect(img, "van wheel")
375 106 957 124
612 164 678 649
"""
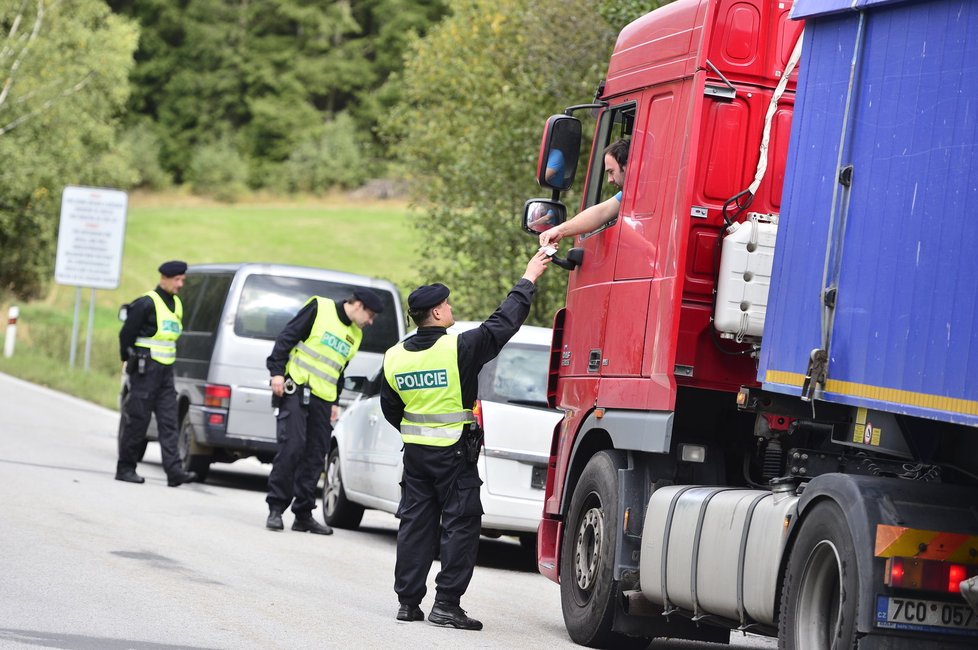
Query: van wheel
323 446 364 529
778 501 858 650
117 387 147 462
178 414 211 482
560 450 631 648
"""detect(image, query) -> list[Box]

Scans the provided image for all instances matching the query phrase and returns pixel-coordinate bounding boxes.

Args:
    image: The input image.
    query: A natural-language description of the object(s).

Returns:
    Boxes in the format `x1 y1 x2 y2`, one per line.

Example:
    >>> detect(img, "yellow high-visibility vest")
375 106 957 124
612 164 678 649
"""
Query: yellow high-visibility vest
383 334 474 446
134 291 183 365
286 298 362 402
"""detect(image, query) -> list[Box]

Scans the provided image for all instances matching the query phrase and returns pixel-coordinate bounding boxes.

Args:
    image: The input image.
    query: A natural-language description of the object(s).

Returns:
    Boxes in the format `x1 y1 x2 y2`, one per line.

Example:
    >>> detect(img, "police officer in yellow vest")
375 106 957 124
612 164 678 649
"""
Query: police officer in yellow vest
380 250 550 630
265 288 385 534
116 260 198 487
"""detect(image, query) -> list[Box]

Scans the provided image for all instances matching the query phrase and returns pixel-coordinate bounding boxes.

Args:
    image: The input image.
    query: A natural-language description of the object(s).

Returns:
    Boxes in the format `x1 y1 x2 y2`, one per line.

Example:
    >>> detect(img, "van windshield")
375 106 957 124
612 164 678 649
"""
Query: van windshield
234 274 400 353
479 342 549 406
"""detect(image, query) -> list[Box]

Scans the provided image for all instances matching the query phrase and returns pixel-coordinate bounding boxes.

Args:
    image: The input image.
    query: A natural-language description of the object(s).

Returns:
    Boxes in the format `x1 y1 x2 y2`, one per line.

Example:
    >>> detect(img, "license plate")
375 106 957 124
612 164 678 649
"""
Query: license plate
530 465 546 490
876 595 978 636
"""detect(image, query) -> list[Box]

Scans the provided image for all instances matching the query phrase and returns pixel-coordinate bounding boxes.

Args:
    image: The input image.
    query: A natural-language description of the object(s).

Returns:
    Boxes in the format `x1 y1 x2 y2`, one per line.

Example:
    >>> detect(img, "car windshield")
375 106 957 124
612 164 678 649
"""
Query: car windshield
233 274 400 353
479 342 549 405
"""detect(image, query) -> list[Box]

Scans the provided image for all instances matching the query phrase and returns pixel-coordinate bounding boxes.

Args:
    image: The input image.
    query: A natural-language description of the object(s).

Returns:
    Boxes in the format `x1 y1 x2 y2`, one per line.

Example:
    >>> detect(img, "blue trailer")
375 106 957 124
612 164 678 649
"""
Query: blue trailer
761 0 978 430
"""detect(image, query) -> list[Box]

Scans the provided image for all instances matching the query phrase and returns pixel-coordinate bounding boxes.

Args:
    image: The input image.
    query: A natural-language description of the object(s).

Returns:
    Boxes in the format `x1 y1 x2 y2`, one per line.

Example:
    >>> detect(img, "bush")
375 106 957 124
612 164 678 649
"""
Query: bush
186 139 250 202
120 124 173 190
281 113 365 194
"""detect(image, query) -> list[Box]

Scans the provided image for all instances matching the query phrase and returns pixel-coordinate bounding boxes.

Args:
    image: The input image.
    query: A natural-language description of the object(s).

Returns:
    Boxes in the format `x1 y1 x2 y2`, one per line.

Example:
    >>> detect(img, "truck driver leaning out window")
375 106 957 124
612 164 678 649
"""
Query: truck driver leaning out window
538 137 629 248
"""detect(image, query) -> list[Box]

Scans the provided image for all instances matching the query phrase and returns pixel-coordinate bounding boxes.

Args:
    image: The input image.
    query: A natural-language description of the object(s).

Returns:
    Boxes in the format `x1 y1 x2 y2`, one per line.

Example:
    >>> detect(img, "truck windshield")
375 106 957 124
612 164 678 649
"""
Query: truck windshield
233 274 400 353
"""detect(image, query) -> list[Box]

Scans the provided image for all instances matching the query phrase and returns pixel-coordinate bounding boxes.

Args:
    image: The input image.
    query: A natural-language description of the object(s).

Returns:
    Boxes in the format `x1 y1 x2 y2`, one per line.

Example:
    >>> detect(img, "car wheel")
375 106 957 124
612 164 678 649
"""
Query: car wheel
323 446 364 529
118 386 147 462
560 450 634 648
778 500 858 650
178 413 212 482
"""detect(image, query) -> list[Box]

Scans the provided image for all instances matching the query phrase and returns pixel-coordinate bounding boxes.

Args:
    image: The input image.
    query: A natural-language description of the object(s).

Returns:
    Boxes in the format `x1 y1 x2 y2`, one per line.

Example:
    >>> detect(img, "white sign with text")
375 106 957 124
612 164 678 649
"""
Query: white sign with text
54 186 128 289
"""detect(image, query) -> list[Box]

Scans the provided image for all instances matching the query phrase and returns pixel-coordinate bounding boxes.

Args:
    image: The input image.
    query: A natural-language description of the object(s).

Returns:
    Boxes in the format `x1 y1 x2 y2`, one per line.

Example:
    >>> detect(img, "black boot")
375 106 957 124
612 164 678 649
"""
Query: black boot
292 513 333 535
167 470 198 487
115 470 145 484
428 602 482 630
266 509 284 531
396 604 424 622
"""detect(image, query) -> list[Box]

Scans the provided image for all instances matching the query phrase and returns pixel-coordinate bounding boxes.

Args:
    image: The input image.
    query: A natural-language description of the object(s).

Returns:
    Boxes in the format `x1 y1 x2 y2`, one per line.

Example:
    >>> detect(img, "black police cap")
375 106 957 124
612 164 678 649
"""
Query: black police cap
408 283 450 312
353 288 385 314
158 260 188 277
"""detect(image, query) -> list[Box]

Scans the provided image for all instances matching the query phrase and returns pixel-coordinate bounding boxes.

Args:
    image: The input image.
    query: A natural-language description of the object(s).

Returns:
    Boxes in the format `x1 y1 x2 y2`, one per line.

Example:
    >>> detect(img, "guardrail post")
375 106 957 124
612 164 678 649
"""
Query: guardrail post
4 305 18 358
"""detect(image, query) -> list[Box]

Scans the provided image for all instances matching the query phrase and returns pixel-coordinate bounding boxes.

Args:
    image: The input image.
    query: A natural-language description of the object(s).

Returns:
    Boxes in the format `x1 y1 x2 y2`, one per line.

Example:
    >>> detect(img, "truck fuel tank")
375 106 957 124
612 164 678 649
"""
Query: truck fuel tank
640 484 798 626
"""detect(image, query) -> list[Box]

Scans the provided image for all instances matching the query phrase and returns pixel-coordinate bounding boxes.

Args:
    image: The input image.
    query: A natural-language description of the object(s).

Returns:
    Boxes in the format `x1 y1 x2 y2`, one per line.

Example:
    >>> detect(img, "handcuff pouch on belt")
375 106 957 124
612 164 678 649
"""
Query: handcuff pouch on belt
462 422 484 464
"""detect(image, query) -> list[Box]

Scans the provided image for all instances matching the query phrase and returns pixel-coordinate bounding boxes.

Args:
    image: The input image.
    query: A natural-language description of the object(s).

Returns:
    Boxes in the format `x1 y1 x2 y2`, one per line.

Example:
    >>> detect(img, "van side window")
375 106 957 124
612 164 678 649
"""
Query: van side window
234 274 400 354
185 274 232 332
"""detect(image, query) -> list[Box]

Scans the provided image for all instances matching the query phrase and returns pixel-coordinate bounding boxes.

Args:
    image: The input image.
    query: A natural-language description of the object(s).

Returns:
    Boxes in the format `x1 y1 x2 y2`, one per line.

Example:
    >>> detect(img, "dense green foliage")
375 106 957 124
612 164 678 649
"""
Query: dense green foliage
387 0 620 325
0 0 138 299
109 0 448 190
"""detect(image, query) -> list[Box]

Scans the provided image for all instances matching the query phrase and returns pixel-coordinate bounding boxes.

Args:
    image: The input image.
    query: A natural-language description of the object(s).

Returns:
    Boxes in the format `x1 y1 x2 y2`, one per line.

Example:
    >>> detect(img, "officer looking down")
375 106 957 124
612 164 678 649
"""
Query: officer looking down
380 249 550 630
265 288 384 535
116 260 198 488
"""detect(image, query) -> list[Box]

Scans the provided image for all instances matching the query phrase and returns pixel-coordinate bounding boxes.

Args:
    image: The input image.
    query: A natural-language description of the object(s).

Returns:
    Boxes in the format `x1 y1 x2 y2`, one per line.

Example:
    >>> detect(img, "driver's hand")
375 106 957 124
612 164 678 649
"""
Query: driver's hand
539 225 563 247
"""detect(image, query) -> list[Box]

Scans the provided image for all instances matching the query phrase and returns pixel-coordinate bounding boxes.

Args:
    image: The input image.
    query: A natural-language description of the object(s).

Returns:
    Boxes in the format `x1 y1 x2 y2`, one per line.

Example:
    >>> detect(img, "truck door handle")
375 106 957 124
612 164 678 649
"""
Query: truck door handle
368 415 378 427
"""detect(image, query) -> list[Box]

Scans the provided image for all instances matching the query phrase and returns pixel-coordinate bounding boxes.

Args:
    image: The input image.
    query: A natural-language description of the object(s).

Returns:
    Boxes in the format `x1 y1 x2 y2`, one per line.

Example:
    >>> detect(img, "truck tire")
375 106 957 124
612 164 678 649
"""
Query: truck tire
560 450 631 648
778 500 858 650
178 413 211 482
322 446 364 529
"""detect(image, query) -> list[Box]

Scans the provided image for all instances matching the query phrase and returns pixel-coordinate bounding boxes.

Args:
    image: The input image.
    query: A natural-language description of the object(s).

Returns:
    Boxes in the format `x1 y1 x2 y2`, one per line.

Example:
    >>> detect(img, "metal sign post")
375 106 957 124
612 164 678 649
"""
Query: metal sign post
54 186 128 370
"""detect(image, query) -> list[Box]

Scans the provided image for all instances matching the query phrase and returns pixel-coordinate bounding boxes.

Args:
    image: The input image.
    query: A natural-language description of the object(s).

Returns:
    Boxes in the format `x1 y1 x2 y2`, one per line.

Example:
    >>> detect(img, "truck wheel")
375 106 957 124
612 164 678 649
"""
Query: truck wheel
779 500 858 650
117 387 147 462
322 446 364 529
560 450 629 648
178 414 211 482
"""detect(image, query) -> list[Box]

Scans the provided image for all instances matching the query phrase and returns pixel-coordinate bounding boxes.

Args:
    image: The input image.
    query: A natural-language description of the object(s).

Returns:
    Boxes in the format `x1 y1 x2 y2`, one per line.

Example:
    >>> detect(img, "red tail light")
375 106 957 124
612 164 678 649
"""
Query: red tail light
885 557 976 594
472 399 484 429
204 384 231 408
949 564 967 593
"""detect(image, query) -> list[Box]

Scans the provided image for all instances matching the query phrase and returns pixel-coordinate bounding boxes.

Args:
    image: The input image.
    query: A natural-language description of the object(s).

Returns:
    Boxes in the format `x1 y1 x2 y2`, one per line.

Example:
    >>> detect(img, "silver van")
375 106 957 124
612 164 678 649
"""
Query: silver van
122 263 405 482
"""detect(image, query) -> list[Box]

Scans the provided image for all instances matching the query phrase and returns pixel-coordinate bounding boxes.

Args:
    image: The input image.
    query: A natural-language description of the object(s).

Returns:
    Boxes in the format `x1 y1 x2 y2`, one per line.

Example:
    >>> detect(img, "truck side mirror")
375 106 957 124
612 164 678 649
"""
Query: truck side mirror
522 199 567 235
537 115 582 192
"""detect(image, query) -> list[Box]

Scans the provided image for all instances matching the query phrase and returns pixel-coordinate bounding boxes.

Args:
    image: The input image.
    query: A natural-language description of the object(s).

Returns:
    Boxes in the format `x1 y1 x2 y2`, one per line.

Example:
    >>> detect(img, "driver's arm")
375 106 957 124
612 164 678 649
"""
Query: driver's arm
539 194 621 247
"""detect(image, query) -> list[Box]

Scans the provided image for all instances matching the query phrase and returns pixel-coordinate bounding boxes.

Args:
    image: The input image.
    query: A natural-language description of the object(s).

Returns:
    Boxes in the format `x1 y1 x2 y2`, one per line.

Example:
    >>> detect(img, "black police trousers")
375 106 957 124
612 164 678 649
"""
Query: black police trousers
394 441 484 607
265 389 333 515
117 359 182 478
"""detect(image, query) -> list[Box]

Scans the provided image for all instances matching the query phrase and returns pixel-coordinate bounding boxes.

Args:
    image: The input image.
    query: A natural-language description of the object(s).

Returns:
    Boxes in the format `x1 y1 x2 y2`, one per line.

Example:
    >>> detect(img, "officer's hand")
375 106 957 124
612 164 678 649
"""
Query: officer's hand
523 249 551 284
331 405 341 423
271 375 285 397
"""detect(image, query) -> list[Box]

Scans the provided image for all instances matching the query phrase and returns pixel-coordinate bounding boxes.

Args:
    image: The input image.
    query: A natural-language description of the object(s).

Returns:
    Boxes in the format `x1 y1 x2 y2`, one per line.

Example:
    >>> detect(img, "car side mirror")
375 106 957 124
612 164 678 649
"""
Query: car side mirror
522 199 567 235
343 376 370 394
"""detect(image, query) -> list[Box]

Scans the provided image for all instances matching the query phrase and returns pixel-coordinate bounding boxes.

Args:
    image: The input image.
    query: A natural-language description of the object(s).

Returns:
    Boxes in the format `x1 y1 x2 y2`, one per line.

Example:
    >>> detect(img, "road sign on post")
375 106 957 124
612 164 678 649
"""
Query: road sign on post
54 186 128 369
55 186 128 290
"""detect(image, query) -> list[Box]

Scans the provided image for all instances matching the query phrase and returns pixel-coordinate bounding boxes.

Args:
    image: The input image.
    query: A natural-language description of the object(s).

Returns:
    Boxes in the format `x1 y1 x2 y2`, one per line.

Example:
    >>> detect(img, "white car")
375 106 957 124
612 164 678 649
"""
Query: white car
322 322 562 549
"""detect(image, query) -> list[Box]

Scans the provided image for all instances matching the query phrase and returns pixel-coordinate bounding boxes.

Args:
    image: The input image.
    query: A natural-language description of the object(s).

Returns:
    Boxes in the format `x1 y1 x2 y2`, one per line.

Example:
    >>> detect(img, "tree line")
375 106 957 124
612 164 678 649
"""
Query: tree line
0 0 665 323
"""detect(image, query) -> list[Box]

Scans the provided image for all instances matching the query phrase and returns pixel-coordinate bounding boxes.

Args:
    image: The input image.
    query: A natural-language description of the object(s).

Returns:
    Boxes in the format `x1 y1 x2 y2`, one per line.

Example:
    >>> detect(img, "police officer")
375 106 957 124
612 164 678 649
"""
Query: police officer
116 260 198 487
265 288 385 534
381 250 550 630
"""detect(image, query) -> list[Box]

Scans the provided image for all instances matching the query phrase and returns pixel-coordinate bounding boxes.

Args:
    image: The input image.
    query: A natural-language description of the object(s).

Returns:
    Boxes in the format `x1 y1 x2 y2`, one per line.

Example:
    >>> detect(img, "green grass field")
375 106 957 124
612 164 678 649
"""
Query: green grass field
0 193 421 409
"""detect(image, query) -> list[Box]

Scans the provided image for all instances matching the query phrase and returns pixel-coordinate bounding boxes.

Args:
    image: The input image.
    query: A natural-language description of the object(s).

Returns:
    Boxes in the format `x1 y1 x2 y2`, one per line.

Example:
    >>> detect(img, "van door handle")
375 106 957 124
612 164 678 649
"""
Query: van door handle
368 415 378 427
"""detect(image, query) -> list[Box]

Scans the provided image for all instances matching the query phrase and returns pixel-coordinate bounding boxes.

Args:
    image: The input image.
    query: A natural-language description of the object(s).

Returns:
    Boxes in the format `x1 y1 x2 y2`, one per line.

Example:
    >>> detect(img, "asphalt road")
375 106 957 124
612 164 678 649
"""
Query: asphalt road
0 372 776 649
